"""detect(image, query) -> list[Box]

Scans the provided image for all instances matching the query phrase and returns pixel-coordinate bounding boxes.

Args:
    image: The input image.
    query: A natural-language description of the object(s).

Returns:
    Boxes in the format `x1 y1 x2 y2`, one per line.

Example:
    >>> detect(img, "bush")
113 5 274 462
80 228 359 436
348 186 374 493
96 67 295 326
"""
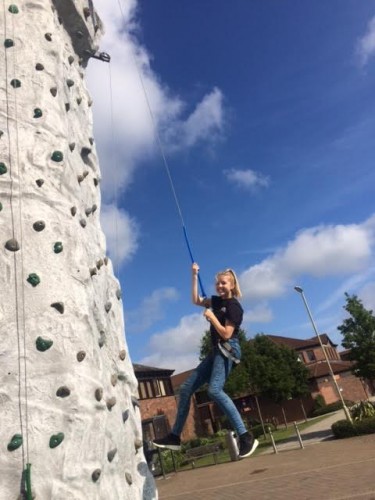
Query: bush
313 394 326 410
312 400 354 417
332 416 375 439
350 401 375 421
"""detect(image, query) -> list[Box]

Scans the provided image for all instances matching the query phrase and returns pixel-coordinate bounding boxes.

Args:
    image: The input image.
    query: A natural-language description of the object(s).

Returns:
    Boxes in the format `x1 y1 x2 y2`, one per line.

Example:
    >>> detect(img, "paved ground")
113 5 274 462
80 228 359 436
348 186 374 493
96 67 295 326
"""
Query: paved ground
156 413 375 499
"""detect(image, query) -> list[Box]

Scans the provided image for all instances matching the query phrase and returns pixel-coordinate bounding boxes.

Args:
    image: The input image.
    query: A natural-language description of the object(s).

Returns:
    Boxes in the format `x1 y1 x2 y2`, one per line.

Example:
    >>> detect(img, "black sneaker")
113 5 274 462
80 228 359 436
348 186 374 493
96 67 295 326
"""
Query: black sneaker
238 432 259 459
153 433 181 451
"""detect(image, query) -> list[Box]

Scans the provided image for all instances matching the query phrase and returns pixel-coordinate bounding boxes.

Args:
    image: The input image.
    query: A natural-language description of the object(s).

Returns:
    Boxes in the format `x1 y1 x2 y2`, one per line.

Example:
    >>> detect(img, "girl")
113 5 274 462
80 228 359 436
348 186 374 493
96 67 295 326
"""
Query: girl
153 263 258 459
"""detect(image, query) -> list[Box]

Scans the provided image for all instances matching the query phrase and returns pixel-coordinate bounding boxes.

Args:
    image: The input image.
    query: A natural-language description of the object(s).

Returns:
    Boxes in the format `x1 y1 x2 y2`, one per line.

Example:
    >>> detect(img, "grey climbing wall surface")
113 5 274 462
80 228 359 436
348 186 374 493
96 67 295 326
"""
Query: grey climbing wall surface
0 1 157 498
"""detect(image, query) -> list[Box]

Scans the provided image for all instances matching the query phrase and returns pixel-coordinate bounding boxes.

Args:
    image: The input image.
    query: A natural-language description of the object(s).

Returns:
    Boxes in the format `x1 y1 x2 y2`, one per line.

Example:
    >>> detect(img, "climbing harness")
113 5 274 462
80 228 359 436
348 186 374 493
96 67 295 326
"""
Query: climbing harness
218 341 240 365
86 49 111 63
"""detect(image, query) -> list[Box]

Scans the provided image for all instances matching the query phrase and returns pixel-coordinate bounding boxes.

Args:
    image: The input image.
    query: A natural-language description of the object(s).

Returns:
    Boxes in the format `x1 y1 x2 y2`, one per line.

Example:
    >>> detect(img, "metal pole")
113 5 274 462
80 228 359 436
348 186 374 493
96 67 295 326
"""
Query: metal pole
268 427 278 454
293 421 304 449
294 287 353 423
255 395 268 439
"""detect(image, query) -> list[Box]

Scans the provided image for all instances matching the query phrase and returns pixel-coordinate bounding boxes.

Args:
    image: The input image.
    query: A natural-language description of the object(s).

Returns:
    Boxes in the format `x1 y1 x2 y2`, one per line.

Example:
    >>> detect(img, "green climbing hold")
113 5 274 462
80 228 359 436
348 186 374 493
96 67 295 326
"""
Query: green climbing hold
0 162 7 175
4 39 14 48
54 242 63 253
49 432 64 449
10 79 21 88
0 202 3 211
7 434 22 451
36 336 53 352
33 108 42 118
66 79 74 88
27 273 40 287
51 151 63 162
8 5 19 14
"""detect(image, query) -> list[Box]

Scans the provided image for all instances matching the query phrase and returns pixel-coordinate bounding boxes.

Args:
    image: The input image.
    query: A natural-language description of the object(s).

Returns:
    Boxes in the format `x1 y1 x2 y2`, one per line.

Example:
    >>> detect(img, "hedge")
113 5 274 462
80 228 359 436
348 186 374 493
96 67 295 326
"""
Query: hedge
332 416 375 439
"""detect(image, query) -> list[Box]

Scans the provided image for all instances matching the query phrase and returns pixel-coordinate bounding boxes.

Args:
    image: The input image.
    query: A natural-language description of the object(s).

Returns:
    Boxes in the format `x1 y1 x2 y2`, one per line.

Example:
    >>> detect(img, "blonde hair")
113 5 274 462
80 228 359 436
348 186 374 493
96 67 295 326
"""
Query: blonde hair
216 269 242 298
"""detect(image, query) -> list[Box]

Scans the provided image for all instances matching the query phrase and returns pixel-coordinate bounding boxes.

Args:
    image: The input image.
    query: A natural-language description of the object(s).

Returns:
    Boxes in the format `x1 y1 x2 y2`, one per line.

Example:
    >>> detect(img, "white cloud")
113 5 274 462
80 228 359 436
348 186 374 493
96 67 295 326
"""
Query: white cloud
358 281 375 312
357 15 375 66
87 0 226 202
240 216 375 300
127 287 179 333
224 168 270 190
243 303 273 324
100 203 139 266
139 313 207 372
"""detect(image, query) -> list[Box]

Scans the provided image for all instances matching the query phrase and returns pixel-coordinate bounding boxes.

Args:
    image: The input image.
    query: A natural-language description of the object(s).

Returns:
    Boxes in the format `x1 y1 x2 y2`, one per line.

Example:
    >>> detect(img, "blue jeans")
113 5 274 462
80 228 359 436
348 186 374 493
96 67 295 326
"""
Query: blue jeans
172 339 247 437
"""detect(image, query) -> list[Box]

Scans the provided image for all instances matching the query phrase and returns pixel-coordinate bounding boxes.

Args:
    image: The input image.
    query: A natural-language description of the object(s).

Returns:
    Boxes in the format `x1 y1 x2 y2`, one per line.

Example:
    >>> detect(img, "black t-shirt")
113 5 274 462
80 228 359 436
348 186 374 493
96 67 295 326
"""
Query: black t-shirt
209 295 243 346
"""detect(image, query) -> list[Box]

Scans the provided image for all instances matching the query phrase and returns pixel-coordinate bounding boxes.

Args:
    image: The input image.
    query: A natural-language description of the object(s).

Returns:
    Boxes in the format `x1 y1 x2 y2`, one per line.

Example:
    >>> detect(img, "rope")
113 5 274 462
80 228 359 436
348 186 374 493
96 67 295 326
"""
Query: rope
115 0 206 297
3 1 32 495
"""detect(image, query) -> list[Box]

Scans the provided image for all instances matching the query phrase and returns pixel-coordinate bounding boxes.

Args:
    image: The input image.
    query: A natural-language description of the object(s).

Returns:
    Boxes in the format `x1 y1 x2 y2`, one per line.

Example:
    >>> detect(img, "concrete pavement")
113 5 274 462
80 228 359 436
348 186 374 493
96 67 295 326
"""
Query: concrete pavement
156 414 375 499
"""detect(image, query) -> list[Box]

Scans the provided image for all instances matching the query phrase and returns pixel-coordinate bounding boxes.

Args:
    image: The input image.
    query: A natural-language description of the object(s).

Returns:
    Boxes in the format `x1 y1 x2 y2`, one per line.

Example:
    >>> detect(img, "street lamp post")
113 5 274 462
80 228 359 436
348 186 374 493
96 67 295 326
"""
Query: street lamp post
294 286 352 423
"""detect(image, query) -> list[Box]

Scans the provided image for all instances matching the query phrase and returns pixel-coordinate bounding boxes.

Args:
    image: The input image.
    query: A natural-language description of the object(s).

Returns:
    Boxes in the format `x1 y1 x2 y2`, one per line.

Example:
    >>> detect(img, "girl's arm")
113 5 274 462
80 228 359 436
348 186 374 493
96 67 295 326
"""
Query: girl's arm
204 310 235 340
192 263 211 308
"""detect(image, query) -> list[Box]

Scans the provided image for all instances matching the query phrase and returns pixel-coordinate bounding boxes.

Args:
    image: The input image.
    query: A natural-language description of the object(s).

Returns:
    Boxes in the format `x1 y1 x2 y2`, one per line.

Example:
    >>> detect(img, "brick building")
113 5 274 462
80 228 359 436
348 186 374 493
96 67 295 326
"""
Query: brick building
134 334 374 442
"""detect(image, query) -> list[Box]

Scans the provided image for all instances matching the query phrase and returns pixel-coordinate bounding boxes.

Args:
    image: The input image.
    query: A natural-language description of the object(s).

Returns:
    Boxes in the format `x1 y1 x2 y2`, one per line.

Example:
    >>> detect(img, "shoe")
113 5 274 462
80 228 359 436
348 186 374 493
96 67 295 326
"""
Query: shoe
238 432 259 459
153 433 181 451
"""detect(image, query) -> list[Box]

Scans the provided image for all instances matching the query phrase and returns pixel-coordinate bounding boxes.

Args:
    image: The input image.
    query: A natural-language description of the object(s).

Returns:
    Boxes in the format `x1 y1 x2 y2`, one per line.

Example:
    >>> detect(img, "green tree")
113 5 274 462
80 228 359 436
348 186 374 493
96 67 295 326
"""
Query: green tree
245 334 309 403
338 293 375 388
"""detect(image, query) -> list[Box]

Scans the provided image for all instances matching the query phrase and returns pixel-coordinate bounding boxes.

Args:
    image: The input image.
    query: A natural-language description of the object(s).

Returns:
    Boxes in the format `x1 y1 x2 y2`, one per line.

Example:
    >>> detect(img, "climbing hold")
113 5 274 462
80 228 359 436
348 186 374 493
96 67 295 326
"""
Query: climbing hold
49 433 64 449
119 350 126 361
93 178 99 186
5 238 20 252
4 39 14 48
0 202 3 211
27 274 40 287
51 302 64 314
104 257 109 265
50 87 57 97
53 242 63 254
33 220 45 232
77 351 86 362
66 79 74 88
80 219 86 228
105 302 112 313
122 409 129 423
83 7 91 19
69 142 76 152
76 97 82 105
7 434 22 451
98 331 105 348
85 207 92 216
36 179 44 187
131 396 140 409
111 374 118 387
0 163 7 175
36 336 53 352
81 146 91 157
33 108 42 118
88 99 93 107
8 5 19 14
107 448 117 462
92 204 97 214
90 268 97 277
56 386 70 398
96 259 103 269
116 289 122 300
10 79 21 88
65 103 70 112
45 33 52 41
134 438 143 451
83 170 89 178
117 372 128 382
77 174 84 183
68 55 74 65
125 472 132 486
35 63 44 71
0 130 3 138
89 137 94 145
70 206 77 216
51 151 63 162
95 388 103 402
92 469 101 483
106 397 117 411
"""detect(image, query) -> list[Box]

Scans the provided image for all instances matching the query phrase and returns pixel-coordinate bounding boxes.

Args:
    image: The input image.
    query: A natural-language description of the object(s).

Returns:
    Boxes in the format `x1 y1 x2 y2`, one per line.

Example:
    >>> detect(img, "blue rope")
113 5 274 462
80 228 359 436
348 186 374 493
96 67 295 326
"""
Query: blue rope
182 226 206 297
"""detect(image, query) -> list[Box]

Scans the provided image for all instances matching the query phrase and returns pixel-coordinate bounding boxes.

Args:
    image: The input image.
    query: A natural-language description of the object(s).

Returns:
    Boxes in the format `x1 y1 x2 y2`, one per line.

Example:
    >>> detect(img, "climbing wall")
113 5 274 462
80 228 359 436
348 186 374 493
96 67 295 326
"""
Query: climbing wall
0 1 156 498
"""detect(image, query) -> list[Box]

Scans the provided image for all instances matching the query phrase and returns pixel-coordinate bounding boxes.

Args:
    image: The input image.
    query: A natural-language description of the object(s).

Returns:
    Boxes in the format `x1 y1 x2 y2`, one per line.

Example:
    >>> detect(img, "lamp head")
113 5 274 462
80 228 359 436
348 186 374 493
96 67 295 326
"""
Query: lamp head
294 286 303 293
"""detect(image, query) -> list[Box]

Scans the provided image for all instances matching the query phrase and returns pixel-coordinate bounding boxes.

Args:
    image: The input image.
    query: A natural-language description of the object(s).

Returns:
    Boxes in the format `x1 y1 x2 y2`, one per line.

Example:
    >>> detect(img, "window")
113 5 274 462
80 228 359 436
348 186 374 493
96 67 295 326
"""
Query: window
306 350 316 362
137 378 173 400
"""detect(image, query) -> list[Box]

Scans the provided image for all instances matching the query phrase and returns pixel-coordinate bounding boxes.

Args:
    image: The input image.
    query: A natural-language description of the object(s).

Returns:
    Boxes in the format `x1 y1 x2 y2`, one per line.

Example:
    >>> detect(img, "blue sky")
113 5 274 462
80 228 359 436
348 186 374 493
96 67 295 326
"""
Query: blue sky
87 0 375 373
